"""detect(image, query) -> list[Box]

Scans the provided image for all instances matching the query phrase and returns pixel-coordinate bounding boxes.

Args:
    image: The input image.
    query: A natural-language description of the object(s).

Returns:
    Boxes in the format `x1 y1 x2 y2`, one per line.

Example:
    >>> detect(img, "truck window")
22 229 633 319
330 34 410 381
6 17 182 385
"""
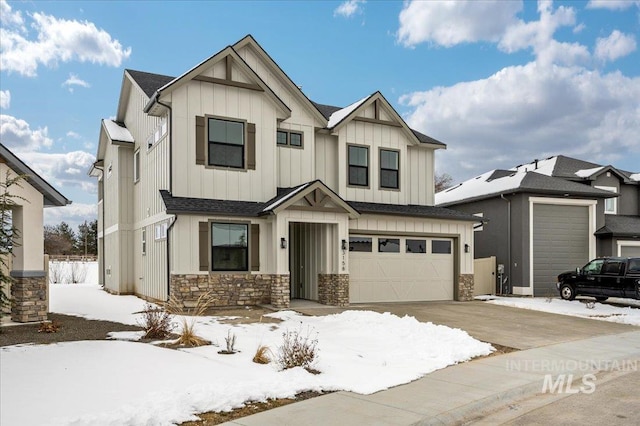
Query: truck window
602 260 623 275
628 259 640 273
583 259 604 275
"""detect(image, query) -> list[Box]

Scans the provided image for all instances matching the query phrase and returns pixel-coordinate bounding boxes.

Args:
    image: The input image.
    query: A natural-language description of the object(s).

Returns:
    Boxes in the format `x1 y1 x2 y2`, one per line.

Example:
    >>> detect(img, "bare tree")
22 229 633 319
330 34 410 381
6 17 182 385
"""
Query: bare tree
435 173 454 193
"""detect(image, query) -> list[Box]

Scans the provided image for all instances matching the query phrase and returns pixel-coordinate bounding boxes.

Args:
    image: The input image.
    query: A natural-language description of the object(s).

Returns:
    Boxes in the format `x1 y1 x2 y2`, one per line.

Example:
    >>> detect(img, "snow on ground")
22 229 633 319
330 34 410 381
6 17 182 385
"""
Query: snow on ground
1 279 493 426
478 296 640 326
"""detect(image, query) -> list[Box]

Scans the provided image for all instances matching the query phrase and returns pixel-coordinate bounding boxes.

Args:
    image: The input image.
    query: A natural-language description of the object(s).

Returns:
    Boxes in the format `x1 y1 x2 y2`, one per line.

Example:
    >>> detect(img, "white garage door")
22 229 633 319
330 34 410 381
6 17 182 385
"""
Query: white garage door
349 236 454 303
620 244 640 257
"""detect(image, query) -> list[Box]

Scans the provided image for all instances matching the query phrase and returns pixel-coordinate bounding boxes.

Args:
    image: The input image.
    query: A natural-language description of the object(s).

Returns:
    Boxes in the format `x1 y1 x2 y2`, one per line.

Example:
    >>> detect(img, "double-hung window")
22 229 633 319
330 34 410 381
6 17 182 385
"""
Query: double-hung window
211 223 248 271
380 149 399 189
348 145 369 187
208 118 245 168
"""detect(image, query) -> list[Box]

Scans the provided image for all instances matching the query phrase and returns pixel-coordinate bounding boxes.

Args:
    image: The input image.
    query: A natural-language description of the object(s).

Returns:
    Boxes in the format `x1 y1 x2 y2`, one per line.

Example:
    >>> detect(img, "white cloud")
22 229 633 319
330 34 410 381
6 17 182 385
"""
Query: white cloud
397 0 523 48
44 203 97 227
400 63 640 180
18 150 97 194
66 131 81 139
334 0 366 18
62 73 91 92
0 1 131 77
0 89 10 109
573 23 586 34
587 0 640 10
0 0 24 29
594 30 637 62
0 114 53 151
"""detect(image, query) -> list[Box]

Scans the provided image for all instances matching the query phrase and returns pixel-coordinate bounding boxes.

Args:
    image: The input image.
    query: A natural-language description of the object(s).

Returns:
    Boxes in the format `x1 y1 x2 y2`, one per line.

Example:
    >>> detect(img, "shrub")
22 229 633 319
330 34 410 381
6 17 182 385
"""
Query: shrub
48 262 67 284
276 327 319 372
253 345 271 364
38 320 61 333
69 262 87 284
166 292 213 347
139 302 174 339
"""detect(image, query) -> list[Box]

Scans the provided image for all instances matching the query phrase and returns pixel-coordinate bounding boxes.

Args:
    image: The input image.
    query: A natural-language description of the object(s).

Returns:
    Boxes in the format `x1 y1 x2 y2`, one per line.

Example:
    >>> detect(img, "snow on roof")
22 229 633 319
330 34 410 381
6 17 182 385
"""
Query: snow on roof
435 169 526 206
262 182 311 212
103 120 134 143
510 156 557 176
327 95 370 128
630 173 640 182
575 166 604 178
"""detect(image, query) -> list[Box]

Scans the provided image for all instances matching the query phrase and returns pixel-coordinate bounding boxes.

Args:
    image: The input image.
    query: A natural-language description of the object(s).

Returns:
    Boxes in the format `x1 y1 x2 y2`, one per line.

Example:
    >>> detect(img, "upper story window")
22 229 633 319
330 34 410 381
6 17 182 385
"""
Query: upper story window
276 129 303 148
380 149 399 190
148 117 168 149
211 222 248 271
208 118 245 168
348 145 369 187
595 186 617 214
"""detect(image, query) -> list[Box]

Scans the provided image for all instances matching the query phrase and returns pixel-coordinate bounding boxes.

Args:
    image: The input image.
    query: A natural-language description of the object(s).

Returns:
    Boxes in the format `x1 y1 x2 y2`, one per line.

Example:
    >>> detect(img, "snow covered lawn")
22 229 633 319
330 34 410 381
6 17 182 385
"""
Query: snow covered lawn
1 279 493 426
477 295 640 326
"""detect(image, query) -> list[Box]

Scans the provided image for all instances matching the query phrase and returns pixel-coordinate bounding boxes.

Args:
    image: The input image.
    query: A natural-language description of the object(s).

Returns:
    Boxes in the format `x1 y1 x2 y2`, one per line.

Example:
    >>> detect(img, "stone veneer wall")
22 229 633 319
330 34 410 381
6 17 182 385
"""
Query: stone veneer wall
170 273 290 309
11 275 48 323
458 274 474 301
318 274 349 307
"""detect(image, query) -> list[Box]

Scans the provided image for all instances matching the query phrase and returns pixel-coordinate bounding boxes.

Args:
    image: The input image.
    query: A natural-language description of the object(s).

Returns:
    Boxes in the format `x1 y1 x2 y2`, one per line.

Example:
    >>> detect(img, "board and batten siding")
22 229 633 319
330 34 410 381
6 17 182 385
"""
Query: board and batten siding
315 134 339 191
276 122 315 188
134 224 168 302
349 215 474 274
169 72 280 202
336 118 435 206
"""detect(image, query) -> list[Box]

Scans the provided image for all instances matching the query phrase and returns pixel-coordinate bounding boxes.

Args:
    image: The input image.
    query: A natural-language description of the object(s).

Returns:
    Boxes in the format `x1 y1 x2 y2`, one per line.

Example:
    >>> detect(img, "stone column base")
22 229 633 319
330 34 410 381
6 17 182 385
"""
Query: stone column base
318 274 349 307
457 274 474 301
10 272 48 323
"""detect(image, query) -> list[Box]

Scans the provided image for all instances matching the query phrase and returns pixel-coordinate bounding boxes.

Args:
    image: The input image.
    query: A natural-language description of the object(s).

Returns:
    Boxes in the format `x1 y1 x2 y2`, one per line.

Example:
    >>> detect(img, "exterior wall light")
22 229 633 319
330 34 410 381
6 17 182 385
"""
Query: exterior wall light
280 238 287 249
464 243 470 253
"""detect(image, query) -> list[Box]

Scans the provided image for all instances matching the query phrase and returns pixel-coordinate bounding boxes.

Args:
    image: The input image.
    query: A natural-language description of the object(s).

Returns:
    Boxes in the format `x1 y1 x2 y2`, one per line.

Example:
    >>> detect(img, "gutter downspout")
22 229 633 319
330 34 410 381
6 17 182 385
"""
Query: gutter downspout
500 194 511 294
157 97 174 300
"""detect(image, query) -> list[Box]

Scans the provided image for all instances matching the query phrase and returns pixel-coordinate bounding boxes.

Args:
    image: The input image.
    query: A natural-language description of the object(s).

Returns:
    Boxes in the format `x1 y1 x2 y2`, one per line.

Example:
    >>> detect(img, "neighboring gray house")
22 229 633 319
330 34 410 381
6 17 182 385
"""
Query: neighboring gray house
436 155 640 296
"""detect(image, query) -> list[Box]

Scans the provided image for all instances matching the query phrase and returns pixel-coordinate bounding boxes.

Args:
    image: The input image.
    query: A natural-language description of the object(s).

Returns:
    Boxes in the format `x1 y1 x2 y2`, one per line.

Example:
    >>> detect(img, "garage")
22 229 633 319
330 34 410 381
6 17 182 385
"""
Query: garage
349 235 454 303
620 244 640 257
532 204 590 296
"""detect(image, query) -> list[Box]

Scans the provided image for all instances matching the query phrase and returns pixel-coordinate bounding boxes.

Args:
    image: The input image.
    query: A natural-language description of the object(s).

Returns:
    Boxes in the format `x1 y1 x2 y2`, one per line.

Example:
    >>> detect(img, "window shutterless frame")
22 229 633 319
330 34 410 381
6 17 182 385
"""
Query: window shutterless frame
276 129 304 149
347 144 369 188
207 116 246 169
379 148 400 190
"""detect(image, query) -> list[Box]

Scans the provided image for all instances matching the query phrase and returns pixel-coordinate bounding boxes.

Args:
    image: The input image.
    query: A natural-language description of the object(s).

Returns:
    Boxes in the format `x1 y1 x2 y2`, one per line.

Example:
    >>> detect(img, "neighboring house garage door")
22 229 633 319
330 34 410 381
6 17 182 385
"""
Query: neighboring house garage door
620 244 640 257
532 204 589 296
349 236 454 303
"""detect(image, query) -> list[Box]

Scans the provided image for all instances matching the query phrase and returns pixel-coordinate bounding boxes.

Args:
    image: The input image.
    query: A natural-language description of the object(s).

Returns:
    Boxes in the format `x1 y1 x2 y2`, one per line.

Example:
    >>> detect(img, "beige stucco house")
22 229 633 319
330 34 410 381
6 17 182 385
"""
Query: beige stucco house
91 35 479 308
1 143 70 322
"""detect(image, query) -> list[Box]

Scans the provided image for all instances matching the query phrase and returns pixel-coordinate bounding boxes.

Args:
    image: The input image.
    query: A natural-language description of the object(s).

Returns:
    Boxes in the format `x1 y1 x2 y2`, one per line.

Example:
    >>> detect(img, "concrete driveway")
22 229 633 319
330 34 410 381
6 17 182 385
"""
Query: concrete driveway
292 300 636 350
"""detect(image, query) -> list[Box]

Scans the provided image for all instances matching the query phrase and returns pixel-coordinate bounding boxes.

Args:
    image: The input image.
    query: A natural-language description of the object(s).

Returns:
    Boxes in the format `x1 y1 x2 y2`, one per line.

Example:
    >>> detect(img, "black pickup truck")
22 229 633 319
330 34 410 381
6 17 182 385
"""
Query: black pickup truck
556 257 640 301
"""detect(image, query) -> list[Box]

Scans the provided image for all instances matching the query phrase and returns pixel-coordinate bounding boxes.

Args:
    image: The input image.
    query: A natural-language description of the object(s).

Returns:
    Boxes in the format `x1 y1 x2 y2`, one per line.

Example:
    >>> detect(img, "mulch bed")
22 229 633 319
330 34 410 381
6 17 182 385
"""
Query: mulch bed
0 313 143 347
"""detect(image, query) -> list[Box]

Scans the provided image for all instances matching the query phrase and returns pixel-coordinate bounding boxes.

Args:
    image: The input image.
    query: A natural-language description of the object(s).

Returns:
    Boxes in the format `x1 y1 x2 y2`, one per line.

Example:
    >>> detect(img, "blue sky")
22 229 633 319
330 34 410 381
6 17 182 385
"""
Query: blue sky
1 0 639 227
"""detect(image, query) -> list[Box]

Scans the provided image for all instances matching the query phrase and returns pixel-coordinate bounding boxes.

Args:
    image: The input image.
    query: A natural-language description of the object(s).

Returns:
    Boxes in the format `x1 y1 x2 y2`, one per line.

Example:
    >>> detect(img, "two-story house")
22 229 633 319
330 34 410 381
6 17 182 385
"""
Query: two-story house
436 155 640 296
90 35 480 309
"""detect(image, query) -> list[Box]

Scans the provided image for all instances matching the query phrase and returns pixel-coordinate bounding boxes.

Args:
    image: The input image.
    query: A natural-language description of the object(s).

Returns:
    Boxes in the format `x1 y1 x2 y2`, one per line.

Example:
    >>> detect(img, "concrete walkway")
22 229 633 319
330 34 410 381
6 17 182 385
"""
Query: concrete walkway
223 330 640 425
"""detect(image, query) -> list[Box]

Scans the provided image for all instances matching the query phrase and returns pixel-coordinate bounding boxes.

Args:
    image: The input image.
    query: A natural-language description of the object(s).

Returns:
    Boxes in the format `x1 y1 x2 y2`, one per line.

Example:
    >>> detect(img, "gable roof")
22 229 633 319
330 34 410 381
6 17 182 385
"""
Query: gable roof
126 69 174 98
0 143 71 207
262 180 359 217
312 98 446 148
512 155 637 183
595 215 640 237
436 168 617 207
102 119 134 144
143 44 291 118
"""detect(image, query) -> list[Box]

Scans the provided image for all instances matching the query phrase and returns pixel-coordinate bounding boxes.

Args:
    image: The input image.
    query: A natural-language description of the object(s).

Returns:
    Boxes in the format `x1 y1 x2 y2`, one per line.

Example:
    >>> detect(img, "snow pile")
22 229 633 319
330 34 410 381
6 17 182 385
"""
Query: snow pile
0 284 493 426
484 296 640 326
327 95 370 128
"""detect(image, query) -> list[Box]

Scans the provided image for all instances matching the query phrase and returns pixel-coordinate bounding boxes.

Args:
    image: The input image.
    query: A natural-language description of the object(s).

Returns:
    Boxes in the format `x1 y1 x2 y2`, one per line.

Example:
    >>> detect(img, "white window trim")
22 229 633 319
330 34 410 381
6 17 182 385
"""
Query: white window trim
133 149 140 183
594 186 617 214
142 229 147 255
617 241 640 256
519 197 597 296
148 117 168 149
155 221 168 241
473 213 484 232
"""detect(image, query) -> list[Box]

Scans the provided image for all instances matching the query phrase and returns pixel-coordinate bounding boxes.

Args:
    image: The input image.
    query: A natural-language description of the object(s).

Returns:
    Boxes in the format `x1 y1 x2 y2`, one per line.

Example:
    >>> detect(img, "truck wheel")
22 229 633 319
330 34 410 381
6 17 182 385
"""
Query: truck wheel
560 284 576 301
595 297 608 302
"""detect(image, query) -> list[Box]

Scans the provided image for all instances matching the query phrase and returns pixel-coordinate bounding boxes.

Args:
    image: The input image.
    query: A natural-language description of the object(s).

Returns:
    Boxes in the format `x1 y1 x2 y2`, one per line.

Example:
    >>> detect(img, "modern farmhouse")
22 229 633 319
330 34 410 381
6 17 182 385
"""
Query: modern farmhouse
90 35 480 308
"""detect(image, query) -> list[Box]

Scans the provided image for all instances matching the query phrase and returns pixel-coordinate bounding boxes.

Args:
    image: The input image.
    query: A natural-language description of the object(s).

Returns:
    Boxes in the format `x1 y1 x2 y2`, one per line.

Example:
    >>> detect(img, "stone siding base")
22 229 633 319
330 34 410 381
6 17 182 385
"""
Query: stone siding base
458 274 474 301
11 275 48 323
170 273 290 309
318 274 349 307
